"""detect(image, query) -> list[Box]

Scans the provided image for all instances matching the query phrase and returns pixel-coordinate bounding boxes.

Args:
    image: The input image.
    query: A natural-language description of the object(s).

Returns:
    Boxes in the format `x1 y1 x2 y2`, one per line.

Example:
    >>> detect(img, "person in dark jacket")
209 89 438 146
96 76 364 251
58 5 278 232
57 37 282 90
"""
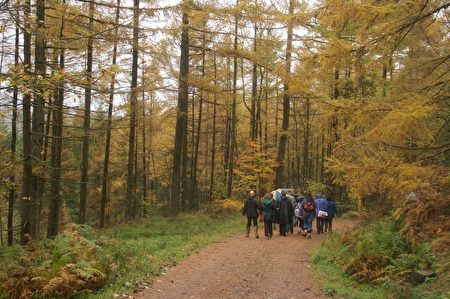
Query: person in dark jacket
260 193 276 239
300 192 315 239
242 190 260 238
277 190 294 236
324 197 338 232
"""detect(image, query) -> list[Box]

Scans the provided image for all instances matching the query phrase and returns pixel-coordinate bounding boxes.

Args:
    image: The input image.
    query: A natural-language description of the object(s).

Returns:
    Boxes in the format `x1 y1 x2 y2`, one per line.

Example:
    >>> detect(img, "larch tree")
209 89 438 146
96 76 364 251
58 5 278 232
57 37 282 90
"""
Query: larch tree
171 0 190 215
275 0 294 188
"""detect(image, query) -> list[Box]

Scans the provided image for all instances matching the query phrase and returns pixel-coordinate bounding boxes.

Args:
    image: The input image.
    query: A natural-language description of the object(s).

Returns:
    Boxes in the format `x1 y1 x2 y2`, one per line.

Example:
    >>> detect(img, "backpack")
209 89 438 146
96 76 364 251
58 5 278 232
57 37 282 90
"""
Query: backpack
303 201 314 213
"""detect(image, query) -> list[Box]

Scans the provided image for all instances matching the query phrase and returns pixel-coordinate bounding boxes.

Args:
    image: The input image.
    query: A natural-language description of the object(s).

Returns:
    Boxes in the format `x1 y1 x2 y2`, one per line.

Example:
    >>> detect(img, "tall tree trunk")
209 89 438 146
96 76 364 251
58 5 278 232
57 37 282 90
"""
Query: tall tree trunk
209 53 217 201
223 56 231 179
293 102 300 187
181 116 189 212
79 1 94 224
21 0 33 244
8 2 20 245
191 36 206 210
274 80 279 147
141 64 148 217
125 0 140 219
275 0 293 187
47 14 65 237
134 113 139 216
250 14 257 141
320 133 325 181
188 90 195 210
227 0 239 198
100 0 120 228
303 98 310 184
257 67 264 144
264 70 268 150
333 68 340 99
30 0 46 240
171 2 189 215
37 71 53 235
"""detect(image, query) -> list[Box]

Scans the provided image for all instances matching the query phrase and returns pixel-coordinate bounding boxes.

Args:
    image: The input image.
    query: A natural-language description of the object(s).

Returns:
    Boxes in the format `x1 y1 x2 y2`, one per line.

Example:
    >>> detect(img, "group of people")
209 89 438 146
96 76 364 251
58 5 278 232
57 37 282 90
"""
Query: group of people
242 190 338 239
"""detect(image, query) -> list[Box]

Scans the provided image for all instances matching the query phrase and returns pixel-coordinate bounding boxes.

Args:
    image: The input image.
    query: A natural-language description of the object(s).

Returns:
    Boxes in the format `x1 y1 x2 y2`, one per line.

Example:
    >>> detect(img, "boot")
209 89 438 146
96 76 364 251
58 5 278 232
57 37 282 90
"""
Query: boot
307 232 312 239
255 226 259 239
245 226 250 238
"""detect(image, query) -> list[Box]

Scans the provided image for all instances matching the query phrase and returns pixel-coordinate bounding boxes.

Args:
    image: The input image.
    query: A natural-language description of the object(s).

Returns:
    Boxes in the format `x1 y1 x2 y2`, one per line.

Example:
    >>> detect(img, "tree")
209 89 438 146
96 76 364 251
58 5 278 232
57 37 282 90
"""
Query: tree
235 140 278 195
275 0 294 188
171 0 190 215
79 0 94 224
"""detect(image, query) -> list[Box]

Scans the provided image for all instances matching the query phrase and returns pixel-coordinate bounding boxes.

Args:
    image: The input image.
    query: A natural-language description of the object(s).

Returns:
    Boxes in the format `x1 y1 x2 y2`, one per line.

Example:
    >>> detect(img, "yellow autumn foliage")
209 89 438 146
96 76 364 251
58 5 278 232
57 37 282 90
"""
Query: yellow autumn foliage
217 198 243 212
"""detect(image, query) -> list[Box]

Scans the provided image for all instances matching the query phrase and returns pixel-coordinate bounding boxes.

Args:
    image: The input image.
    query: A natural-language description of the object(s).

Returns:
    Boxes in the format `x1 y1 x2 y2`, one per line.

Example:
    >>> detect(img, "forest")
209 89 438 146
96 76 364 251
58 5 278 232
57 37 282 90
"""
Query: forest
0 0 448 297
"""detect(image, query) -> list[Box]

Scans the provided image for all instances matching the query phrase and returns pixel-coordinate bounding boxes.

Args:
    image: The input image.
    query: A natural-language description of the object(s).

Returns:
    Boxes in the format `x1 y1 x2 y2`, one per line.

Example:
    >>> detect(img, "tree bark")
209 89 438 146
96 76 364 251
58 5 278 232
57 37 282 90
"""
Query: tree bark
21 0 33 244
275 0 293 187
79 1 94 224
171 2 189 215
209 53 217 201
47 24 65 238
141 64 148 217
125 0 140 219
303 98 310 184
250 15 257 141
191 35 206 210
227 0 239 198
30 0 46 239
8 2 19 245
100 0 120 228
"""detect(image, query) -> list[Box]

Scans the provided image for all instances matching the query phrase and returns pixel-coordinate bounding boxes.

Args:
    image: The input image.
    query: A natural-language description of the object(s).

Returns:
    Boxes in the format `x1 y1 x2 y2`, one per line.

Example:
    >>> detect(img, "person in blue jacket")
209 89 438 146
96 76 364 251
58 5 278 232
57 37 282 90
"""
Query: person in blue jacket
300 192 315 239
314 193 327 234
324 197 338 232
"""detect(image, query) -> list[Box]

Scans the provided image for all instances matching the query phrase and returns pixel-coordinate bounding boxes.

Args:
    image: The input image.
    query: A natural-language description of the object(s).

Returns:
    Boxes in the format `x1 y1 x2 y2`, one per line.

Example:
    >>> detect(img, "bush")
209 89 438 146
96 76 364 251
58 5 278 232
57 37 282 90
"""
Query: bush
322 218 434 283
0 224 111 298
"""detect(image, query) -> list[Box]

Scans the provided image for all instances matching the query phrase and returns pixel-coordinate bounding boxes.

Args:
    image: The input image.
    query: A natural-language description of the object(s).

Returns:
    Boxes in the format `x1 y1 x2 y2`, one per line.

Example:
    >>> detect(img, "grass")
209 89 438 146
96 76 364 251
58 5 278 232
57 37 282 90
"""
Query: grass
81 212 242 298
311 218 449 299
312 244 386 299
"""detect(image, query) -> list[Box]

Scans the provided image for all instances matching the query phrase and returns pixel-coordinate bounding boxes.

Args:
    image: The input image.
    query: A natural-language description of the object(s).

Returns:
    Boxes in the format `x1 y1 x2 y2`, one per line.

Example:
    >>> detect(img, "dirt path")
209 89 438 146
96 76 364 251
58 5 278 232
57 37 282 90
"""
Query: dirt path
136 219 355 299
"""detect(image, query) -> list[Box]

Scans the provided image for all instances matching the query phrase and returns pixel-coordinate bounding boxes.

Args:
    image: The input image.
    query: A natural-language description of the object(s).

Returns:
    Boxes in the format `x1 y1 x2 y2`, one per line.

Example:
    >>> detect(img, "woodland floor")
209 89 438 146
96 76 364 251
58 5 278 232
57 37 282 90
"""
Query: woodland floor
135 219 356 299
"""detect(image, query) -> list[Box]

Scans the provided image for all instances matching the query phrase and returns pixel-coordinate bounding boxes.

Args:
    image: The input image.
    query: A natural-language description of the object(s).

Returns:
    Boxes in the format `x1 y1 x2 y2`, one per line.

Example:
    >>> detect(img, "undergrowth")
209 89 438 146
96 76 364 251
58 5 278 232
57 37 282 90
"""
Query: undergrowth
0 224 110 299
312 217 448 299
0 212 242 298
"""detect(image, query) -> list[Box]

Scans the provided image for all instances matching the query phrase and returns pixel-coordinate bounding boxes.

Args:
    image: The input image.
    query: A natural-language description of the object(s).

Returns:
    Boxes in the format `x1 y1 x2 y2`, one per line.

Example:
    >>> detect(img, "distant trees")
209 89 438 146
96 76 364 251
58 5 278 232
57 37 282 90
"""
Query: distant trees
0 0 448 242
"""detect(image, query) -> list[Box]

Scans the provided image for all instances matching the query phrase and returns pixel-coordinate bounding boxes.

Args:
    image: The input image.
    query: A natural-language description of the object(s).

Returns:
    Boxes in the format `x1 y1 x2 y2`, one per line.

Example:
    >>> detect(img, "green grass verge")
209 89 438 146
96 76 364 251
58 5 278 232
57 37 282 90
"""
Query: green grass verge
311 218 449 299
312 244 386 299
81 212 242 298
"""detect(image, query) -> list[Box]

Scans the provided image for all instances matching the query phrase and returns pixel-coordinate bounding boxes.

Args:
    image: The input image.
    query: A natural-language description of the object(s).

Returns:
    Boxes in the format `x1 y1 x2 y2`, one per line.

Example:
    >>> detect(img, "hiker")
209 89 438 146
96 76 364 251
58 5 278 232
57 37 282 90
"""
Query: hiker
294 195 304 233
324 197 338 232
242 190 260 238
277 190 293 236
272 195 279 231
314 193 327 234
260 193 276 239
286 191 296 234
300 192 315 239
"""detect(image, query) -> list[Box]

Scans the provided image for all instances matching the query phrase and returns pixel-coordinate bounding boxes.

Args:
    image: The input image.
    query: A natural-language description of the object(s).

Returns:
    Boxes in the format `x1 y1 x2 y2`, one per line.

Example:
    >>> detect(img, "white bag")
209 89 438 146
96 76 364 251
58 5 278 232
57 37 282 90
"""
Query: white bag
318 210 328 218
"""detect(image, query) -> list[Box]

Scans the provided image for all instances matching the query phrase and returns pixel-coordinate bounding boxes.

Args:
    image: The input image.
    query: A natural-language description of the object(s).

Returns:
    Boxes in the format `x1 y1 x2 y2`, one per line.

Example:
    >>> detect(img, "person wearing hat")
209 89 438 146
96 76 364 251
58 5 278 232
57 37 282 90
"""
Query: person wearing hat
242 190 260 238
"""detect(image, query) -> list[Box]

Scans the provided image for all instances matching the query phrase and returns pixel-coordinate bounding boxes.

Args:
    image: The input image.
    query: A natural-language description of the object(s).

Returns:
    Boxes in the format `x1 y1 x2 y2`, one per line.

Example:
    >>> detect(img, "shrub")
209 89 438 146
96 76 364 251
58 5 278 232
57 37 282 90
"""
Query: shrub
323 218 433 283
0 224 111 298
